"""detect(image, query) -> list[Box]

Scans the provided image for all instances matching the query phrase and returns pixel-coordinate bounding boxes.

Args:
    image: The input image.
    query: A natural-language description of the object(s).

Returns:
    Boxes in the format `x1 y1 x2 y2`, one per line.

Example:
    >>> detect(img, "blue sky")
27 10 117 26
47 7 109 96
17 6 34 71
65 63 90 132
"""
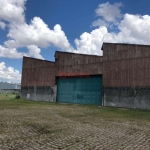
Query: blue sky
0 0 150 83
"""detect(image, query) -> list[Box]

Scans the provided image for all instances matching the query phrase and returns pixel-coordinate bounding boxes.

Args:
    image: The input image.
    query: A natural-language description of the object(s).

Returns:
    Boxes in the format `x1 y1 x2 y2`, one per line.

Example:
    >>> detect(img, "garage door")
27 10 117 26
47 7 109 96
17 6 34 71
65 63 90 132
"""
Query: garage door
57 75 102 105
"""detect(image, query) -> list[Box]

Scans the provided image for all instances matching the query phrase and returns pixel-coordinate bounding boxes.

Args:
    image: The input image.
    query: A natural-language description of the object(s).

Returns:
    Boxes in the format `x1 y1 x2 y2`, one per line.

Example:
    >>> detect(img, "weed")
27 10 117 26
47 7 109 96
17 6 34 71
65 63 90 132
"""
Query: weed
15 94 20 99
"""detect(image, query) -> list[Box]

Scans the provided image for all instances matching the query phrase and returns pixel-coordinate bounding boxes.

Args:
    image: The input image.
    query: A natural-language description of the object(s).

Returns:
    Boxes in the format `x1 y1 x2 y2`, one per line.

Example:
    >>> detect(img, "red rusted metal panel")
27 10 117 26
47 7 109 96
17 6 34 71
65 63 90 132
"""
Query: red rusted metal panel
116 60 121 71
145 58 150 69
99 56 103 62
114 71 121 87
120 70 129 86
103 61 110 72
103 52 109 62
121 60 129 70
134 58 145 69
110 61 116 71
22 43 150 88
141 69 145 80
145 69 150 81
95 57 99 63
129 59 135 70
128 46 134 59
140 58 146 69
135 47 142 59
145 47 150 57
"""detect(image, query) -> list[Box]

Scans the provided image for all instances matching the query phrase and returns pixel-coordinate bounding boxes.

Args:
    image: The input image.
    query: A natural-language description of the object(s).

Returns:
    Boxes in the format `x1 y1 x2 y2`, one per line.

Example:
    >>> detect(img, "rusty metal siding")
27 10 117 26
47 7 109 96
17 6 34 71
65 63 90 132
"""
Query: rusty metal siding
102 43 150 87
22 43 150 88
102 43 150 59
55 52 103 76
21 57 56 87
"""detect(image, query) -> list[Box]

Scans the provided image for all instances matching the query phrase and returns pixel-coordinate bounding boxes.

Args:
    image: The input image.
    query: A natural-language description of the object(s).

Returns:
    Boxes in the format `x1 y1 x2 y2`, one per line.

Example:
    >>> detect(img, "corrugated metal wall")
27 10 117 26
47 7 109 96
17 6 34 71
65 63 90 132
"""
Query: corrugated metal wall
102 43 150 87
22 43 150 88
55 52 103 77
21 53 103 87
21 57 56 86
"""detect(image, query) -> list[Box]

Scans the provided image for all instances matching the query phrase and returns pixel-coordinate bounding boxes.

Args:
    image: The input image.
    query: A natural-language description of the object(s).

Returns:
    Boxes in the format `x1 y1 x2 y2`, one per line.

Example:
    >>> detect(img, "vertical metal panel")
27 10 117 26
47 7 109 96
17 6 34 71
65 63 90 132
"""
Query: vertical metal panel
129 59 135 70
145 58 150 69
140 58 145 69
122 48 127 60
103 72 110 86
135 47 142 58
95 57 99 63
116 60 121 71
103 61 110 72
116 71 121 87
121 60 129 70
144 47 150 57
135 58 143 69
110 61 116 71
136 69 142 86
99 56 103 62
120 70 129 86
129 46 134 59
117 50 122 60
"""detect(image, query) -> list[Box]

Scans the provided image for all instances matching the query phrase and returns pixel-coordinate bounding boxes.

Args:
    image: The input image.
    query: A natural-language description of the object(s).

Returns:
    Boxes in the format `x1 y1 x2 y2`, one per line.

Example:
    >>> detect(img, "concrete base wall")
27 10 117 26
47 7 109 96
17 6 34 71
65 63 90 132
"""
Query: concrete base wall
104 87 150 110
21 86 57 102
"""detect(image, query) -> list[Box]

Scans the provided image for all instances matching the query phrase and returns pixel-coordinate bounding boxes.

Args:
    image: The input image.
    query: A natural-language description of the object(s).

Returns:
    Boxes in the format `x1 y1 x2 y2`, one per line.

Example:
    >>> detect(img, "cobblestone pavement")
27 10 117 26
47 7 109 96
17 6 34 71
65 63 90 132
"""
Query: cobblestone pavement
0 101 150 150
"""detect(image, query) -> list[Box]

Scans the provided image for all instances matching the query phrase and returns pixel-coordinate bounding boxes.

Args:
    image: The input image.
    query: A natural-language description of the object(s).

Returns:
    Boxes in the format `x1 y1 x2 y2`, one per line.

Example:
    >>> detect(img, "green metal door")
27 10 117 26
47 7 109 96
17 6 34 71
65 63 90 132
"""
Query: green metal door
57 75 102 105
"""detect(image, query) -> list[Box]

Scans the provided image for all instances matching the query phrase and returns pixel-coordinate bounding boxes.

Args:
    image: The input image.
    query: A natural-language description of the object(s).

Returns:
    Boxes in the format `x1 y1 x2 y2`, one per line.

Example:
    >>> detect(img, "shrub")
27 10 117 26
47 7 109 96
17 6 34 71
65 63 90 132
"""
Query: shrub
15 94 20 99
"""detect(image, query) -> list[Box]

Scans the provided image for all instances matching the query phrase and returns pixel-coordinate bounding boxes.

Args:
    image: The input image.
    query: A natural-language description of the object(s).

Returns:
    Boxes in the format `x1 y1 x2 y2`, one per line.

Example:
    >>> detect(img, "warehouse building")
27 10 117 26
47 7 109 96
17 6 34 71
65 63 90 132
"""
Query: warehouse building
0 82 21 93
21 43 150 110
0 82 20 90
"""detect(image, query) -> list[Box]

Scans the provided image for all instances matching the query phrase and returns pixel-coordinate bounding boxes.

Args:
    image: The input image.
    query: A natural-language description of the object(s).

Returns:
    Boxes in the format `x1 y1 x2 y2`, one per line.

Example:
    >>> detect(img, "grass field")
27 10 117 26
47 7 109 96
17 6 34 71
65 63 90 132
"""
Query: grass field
0 93 150 150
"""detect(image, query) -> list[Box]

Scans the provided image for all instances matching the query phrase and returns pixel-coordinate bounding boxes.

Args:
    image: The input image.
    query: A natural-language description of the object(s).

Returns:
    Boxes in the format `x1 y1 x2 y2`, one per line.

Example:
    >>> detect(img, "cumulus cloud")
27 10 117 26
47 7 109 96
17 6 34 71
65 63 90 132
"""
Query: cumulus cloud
0 0 26 23
5 17 72 50
27 45 44 60
0 62 21 82
73 13 150 55
91 19 109 27
0 21 6 29
0 45 27 58
73 26 108 55
74 2 150 56
103 14 150 44
95 2 122 22
0 0 72 60
91 2 122 28
1 0 150 60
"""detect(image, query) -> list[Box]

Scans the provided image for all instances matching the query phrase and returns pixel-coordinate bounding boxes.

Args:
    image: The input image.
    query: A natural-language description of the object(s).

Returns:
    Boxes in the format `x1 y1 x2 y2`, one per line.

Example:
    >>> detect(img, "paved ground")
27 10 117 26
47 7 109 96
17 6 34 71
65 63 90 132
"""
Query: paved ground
0 94 150 150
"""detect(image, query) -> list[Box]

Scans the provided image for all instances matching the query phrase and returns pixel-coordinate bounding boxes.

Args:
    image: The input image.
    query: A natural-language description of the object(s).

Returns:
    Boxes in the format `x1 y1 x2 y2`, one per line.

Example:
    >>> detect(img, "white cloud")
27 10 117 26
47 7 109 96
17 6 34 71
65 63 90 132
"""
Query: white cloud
73 12 150 55
73 26 108 55
118 14 150 44
95 2 122 22
0 45 28 58
0 0 72 60
91 19 109 27
27 45 44 60
103 14 150 44
1 1 150 64
0 0 26 23
0 21 6 29
5 17 72 50
0 62 21 82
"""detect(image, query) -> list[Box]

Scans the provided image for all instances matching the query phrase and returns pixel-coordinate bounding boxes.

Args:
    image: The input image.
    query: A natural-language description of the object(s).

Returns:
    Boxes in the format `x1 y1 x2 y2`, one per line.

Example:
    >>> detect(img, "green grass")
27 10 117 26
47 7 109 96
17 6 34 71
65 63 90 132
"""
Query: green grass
0 93 150 121
0 94 150 149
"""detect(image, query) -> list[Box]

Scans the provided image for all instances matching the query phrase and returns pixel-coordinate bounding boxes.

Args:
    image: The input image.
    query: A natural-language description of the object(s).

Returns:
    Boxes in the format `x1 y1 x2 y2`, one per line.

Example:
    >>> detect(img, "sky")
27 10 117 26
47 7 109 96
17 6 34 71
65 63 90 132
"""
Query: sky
0 0 150 83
